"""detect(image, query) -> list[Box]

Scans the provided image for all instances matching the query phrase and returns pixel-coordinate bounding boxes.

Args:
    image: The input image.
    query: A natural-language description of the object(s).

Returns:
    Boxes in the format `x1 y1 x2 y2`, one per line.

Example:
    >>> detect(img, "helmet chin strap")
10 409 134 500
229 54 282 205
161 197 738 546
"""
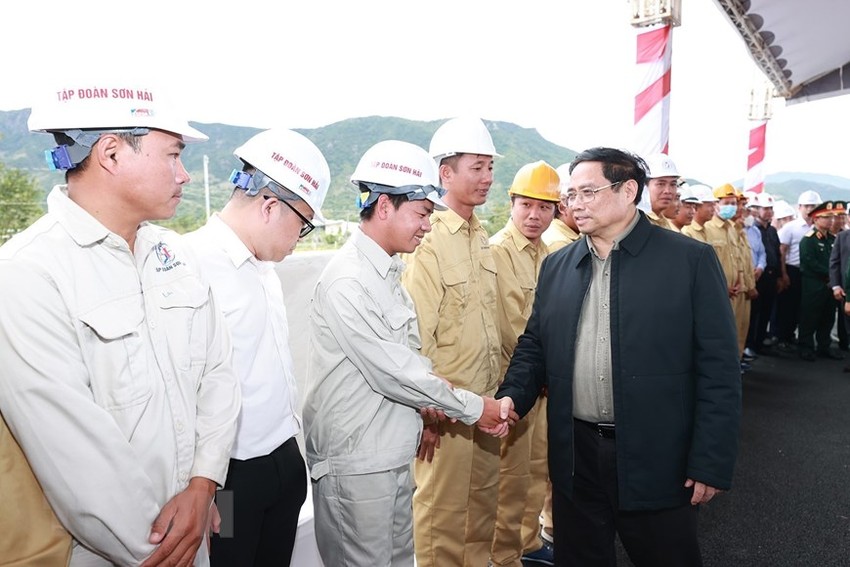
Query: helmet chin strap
355 182 446 210
45 128 150 170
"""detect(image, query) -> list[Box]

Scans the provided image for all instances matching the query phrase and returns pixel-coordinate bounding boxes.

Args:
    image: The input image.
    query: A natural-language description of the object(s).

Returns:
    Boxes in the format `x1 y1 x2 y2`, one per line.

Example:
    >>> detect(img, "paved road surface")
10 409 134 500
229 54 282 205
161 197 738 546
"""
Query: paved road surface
279 255 850 566
522 348 850 567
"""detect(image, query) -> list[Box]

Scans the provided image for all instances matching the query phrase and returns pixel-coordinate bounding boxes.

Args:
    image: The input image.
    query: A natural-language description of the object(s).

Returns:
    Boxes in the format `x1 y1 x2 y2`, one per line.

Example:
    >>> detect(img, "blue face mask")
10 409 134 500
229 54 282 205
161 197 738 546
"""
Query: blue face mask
718 204 737 220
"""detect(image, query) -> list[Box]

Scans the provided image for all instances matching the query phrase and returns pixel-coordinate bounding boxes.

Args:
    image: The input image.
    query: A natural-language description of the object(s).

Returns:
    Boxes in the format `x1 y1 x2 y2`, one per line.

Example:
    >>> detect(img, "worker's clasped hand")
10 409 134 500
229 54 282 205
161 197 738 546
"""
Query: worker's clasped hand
477 396 518 438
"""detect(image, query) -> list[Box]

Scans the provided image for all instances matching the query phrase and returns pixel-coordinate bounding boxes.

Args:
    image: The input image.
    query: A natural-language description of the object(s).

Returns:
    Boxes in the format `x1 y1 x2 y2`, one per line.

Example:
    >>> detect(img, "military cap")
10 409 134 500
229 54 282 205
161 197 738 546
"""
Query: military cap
810 201 837 218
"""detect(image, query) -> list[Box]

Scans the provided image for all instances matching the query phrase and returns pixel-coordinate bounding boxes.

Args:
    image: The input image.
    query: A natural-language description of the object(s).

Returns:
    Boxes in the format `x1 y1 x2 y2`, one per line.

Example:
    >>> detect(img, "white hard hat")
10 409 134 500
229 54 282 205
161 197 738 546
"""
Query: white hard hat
232 129 330 221
748 192 775 208
773 200 796 219
28 81 207 142
678 185 700 204
555 163 571 195
689 184 718 203
429 116 500 162
797 190 823 206
351 140 446 210
644 153 680 179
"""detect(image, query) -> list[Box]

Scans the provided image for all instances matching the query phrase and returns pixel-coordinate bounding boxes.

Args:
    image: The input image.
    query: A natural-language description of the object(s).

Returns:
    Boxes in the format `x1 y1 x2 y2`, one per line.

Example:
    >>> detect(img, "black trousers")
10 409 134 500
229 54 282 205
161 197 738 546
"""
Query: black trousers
776 265 802 343
552 420 702 567
746 272 779 351
211 437 307 567
798 283 836 353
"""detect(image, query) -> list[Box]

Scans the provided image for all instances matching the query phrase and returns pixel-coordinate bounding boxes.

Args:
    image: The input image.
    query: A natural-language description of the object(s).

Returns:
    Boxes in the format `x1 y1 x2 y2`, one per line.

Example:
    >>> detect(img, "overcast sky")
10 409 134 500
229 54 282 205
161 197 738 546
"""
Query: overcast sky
1 0 847 186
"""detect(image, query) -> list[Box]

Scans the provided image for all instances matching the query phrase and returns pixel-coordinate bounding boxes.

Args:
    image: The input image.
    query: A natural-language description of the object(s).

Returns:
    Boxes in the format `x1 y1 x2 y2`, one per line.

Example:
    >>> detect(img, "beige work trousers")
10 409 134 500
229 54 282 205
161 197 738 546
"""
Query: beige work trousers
413 420 500 567
491 396 549 567
733 294 751 356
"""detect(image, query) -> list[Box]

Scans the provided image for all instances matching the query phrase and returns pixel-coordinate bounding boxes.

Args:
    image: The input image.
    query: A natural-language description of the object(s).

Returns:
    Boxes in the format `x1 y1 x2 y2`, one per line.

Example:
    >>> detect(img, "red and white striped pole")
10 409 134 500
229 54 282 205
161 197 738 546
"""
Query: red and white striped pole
745 83 773 194
744 120 767 194
634 23 672 156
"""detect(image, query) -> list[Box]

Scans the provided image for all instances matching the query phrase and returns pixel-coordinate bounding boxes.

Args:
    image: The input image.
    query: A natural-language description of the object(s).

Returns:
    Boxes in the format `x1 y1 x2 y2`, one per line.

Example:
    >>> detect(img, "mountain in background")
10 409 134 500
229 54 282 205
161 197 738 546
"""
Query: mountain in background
2 109 849 231
0 110 577 229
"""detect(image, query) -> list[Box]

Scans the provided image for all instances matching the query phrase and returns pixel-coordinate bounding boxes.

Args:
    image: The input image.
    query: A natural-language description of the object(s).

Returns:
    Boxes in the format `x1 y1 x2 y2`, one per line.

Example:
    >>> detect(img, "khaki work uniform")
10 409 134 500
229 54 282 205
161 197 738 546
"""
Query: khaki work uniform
681 220 708 243
402 209 502 567
647 210 678 231
735 224 757 355
704 216 748 355
541 217 580 253
489 222 549 567
0 416 71 566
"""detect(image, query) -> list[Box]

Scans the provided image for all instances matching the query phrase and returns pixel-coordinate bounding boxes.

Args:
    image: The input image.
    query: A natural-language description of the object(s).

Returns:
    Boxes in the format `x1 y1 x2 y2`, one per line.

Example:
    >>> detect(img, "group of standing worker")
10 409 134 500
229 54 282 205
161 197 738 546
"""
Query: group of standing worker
645 152 850 369
0 82 745 567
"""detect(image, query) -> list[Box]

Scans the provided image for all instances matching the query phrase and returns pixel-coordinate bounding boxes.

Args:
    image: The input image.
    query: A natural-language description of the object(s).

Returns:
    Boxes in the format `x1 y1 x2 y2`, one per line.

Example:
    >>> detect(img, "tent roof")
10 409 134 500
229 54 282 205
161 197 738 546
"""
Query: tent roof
713 0 850 104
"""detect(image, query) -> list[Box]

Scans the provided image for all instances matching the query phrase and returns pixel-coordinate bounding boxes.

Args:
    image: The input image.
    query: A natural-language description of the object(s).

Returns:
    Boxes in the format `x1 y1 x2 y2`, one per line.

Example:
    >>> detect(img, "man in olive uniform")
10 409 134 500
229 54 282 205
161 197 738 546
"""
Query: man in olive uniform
643 153 681 231
703 184 748 360
402 116 503 567
490 161 559 567
799 201 843 361
681 185 717 243
733 190 758 364
536 163 578 549
542 164 581 253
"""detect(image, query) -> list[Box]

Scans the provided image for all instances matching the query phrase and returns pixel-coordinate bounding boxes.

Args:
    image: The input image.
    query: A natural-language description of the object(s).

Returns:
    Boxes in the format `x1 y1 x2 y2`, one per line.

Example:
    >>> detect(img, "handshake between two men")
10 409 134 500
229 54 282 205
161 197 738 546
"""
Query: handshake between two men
418 394 519 463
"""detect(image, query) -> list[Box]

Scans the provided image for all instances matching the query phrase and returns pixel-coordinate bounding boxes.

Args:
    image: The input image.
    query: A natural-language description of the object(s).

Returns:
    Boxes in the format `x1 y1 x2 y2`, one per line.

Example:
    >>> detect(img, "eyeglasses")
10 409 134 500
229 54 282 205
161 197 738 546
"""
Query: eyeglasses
564 181 623 207
263 196 315 238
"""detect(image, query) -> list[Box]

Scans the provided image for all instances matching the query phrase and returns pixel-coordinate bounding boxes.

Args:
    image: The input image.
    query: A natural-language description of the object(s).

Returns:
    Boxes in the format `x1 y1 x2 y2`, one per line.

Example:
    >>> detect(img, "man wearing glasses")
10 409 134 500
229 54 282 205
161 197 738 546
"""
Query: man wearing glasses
184 128 330 566
495 147 742 566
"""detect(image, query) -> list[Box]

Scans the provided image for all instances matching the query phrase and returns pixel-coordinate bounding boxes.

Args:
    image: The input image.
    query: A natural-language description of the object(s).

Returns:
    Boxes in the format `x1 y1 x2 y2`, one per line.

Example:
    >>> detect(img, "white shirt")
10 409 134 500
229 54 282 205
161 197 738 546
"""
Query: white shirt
0 187 240 566
779 217 811 267
184 214 300 460
303 228 483 480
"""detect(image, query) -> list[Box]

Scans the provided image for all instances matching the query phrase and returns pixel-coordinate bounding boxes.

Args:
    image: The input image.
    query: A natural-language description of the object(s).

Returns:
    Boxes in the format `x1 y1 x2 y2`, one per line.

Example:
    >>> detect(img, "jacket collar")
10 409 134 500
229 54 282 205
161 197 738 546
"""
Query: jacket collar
569 210 650 269
350 227 400 280
434 208 482 234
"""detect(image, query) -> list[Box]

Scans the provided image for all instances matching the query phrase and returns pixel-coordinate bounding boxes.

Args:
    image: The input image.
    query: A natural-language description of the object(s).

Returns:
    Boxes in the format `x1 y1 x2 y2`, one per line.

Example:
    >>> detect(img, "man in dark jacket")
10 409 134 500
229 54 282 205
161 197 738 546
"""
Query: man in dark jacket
496 147 742 567
828 201 850 351
746 192 783 355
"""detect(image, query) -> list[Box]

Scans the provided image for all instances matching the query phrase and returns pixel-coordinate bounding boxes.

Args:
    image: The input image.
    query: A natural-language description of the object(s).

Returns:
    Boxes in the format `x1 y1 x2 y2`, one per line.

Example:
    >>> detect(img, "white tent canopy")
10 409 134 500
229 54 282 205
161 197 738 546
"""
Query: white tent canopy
714 0 850 104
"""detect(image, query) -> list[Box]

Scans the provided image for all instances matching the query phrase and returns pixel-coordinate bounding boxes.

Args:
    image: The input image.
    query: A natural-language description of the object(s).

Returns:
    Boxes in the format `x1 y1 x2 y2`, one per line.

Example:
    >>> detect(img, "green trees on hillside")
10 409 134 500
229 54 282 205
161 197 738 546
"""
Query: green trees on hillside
0 163 44 241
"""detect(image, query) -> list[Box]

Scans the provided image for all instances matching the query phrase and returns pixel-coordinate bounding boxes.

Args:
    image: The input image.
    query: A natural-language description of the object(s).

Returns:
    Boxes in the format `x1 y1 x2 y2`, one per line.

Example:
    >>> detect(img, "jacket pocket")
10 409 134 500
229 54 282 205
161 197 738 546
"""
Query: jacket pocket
436 261 472 348
154 278 210 386
384 304 416 333
78 296 151 410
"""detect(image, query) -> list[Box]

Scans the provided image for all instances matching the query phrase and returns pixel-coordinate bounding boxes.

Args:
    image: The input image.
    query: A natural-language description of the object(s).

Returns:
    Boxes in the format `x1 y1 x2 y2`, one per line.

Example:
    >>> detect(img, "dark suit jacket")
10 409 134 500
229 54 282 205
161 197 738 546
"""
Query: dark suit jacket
828 229 850 289
497 212 742 511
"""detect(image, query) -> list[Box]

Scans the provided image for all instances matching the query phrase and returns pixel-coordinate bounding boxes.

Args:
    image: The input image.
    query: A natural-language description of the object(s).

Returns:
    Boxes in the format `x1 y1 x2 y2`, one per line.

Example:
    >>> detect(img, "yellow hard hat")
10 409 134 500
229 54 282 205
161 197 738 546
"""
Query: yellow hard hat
713 183 738 199
508 161 561 202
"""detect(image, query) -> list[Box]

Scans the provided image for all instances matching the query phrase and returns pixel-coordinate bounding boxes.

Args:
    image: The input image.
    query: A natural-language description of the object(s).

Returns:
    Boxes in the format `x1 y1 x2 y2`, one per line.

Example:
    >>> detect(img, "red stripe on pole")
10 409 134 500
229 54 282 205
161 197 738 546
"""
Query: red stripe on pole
747 123 767 169
636 26 670 63
749 182 764 193
749 122 766 148
634 70 671 124
747 144 766 169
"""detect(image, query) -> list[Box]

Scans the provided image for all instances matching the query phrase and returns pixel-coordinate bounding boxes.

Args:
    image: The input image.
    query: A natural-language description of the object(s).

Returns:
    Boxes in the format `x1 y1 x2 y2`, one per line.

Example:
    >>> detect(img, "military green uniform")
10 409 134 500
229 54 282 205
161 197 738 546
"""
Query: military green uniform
799 214 836 358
